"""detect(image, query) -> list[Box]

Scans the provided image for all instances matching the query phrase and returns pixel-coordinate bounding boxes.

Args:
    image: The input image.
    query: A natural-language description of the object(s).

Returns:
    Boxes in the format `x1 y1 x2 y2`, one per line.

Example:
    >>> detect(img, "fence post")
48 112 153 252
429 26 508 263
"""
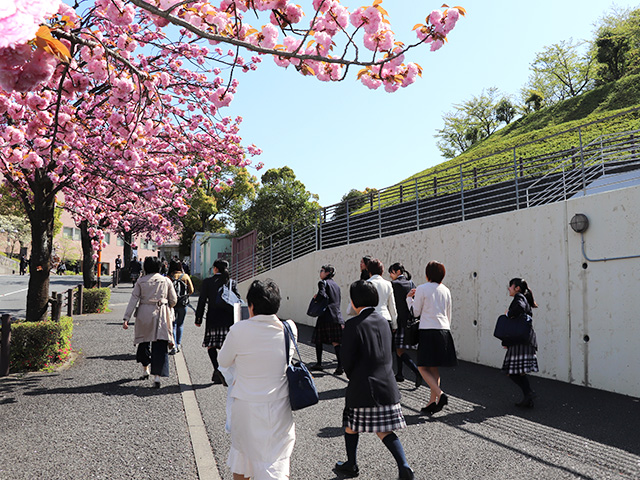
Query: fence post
270 235 273 270
473 167 478 189
513 147 520 209
378 191 382 238
315 211 319 251
578 126 586 192
291 224 294 261
1 313 11 377
346 199 350 245
415 177 420 231
50 292 61 322
67 289 73 317
77 284 84 315
631 134 636 157
460 165 465 221
399 184 403 203
433 176 438 195
571 145 577 169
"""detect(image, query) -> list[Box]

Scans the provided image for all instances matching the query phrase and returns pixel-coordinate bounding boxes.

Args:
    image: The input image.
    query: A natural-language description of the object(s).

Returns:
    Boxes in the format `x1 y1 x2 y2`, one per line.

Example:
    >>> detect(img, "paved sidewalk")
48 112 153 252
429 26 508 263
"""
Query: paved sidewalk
1 284 639 479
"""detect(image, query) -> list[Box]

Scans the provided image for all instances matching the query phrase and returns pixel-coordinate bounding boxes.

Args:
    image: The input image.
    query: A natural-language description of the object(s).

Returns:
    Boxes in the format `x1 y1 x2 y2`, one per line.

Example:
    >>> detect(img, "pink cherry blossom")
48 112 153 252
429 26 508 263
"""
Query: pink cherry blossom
0 0 61 48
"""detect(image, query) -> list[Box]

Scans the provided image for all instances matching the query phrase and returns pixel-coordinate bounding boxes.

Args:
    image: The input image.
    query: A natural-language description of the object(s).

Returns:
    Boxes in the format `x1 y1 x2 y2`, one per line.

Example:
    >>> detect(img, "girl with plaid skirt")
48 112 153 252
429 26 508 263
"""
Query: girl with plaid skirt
335 280 414 480
195 259 241 385
309 265 344 375
502 278 539 408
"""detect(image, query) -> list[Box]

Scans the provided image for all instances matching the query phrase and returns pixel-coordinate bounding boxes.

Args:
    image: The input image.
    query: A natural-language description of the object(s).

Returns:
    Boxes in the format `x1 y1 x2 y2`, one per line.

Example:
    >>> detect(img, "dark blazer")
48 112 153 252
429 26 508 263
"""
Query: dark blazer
391 275 415 328
342 307 401 408
195 273 241 328
505 292 537 348
316 278 343 325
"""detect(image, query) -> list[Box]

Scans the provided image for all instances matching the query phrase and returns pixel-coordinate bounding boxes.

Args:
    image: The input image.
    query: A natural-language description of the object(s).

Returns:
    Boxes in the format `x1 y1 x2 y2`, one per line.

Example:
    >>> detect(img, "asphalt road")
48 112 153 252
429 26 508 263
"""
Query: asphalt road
1 284 639 480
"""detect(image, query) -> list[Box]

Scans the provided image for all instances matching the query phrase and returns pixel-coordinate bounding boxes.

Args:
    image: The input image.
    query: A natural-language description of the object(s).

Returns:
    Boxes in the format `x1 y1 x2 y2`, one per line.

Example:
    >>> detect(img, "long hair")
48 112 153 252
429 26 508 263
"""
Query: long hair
509 278 538 308
213 259 230 283
388 262 411 280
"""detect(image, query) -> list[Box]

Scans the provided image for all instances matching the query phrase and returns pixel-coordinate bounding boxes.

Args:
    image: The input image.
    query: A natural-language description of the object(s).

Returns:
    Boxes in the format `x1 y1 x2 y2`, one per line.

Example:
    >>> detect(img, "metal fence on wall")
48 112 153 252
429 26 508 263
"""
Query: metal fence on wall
232 117 640 283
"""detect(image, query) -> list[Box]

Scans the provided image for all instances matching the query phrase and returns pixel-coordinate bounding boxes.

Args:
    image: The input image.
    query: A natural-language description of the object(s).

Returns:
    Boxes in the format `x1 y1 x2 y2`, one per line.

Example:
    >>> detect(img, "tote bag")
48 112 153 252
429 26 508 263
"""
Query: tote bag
282 320 319 411
493 313 532 345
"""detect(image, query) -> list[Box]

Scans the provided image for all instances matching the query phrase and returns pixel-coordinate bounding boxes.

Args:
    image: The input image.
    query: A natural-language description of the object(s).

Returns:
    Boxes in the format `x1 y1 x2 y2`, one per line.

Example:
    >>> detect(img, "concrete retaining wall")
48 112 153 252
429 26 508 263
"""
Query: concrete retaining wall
239 186 640 398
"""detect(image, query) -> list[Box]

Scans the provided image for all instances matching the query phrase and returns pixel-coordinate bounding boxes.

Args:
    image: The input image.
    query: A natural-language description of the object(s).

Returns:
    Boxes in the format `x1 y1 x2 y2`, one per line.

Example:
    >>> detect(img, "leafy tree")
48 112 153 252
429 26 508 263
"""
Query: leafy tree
495 98 516 125
527 39 595 104
235 167 320 239
460 87 502 137
592 8 640 83
179 167 258 257
332 188 379 218
522 90 545 113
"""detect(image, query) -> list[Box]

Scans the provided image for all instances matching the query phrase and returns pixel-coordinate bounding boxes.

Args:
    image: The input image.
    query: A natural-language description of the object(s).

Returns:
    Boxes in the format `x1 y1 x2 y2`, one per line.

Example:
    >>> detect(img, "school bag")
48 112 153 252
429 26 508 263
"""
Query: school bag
173 274 190 307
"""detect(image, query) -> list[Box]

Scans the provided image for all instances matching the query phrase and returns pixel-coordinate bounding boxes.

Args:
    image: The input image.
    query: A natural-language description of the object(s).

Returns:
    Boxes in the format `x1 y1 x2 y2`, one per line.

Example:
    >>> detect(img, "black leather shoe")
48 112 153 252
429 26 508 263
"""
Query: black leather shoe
414 375 422 389
399 466 415 479
212 370 228 386
515 392 535 408
334 366 344 375
420 402 437 415
431 393 449 413
395 374 405 382
309 363 324 371
335 461 359 477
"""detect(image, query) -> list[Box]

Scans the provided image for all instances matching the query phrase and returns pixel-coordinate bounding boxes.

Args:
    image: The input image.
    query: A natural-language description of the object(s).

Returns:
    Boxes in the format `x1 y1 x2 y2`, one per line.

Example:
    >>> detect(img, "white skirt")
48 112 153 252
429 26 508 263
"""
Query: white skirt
228 396 295 480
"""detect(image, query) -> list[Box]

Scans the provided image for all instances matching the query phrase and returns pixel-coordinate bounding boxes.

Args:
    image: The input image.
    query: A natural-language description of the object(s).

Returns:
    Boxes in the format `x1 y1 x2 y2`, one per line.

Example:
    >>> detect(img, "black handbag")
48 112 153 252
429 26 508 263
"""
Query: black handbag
282 320 319 411
493 313 532 345
306 296 328 317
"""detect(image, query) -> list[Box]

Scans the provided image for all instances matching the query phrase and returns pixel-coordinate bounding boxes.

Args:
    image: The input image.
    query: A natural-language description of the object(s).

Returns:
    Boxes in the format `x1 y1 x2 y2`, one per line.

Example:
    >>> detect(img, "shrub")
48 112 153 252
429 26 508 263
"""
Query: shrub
10 316 73 372
81 287 111 313
190 274 202 293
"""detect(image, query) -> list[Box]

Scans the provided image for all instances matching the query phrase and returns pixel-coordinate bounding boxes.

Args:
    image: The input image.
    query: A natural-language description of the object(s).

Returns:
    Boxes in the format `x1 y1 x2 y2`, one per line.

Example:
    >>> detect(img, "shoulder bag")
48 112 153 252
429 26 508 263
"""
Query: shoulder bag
493 313 532 345
215 279 241 312
282 320 319 411
403 307 420 346
306 295 328 317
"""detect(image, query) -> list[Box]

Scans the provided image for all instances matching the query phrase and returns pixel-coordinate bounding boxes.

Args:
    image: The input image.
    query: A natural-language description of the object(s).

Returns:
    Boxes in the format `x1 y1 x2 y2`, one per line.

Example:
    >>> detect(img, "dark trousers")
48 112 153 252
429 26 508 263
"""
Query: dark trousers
136 341 169 377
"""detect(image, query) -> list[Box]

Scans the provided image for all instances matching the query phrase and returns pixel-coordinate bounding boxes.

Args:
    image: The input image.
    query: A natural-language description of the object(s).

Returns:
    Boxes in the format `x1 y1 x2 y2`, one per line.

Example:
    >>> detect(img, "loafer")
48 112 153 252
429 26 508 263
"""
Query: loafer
168 348 177 355
309 363 324 371
395 374 405 382
153 381 160 389
334 366 344 375
399 466 415 479
414 375 422 389
335 461 359 477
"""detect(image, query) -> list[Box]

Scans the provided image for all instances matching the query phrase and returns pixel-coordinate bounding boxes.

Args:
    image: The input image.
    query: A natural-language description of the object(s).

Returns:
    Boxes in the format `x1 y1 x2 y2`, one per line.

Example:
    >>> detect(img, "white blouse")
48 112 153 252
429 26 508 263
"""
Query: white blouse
406 282 452 330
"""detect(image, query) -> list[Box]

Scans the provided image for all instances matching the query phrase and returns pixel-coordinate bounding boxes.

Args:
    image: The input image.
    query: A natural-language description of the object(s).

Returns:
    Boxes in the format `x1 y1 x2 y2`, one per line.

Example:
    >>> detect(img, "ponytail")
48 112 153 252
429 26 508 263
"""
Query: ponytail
509 278 538 308
389 262 412 281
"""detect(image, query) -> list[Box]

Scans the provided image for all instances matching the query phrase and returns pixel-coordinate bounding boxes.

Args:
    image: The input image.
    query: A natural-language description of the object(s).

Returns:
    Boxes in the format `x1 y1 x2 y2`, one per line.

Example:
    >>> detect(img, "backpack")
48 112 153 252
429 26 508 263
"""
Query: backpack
173 275 190 307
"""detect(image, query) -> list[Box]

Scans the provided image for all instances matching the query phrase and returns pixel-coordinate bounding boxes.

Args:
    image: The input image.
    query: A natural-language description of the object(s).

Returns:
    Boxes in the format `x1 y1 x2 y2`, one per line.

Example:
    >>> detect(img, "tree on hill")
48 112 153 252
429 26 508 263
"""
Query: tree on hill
234 166 320 239
332 187 378 218
526 39 595 104
592 8 640 84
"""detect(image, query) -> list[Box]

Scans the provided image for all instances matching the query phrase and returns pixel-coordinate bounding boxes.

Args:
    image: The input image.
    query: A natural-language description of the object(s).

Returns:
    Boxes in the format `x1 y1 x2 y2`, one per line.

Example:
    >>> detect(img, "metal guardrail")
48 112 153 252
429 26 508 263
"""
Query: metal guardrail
232 125 640 283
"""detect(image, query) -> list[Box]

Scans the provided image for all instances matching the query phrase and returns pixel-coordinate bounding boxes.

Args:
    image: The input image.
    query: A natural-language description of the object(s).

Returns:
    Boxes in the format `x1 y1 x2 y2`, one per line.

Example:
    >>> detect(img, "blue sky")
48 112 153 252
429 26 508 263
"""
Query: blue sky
226 0 639 207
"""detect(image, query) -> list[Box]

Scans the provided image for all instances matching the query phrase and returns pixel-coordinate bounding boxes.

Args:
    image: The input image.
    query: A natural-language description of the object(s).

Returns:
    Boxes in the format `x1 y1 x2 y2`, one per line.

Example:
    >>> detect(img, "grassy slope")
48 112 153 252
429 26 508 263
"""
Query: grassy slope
402 74 640 185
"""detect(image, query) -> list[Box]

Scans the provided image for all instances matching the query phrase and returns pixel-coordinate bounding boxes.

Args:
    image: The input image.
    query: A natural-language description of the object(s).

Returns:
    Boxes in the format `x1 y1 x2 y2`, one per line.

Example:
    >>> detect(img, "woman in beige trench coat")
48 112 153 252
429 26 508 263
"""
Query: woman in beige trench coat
123 256 177 388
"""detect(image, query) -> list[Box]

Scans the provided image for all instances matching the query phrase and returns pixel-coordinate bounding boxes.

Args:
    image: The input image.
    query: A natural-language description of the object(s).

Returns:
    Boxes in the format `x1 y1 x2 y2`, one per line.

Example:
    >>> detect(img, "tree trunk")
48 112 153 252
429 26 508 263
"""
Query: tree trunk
79 220 97 289
121 230 133 282
25 183 56 322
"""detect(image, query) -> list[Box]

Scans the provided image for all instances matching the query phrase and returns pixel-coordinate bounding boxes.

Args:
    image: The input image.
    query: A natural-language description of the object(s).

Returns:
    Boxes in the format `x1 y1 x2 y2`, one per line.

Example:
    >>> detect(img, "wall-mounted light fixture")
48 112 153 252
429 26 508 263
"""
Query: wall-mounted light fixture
569 213 589 233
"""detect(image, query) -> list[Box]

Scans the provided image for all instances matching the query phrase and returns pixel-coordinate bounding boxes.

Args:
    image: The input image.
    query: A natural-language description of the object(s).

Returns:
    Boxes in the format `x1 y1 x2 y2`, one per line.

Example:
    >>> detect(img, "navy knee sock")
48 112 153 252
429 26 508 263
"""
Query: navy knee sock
401 353 420 375
315 343 323 365
344 432 359 466
207 348 218 370
381 432 410 471
510 374 532 395
396 353 404 376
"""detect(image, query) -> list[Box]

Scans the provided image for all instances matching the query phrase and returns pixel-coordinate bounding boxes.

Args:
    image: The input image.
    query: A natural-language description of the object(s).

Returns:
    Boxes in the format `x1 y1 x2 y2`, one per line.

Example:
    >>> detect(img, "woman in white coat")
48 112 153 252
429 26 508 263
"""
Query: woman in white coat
218 279 297 480
364 258 398 331
123 256 177 388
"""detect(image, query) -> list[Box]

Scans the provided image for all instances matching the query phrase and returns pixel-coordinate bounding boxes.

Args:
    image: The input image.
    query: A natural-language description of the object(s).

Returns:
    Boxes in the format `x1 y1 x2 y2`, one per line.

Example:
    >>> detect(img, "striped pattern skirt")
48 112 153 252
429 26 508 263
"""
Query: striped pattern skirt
394 325 418 350
311 320 343 345
343 403 406 433
203 326 230 349
502 344 539 375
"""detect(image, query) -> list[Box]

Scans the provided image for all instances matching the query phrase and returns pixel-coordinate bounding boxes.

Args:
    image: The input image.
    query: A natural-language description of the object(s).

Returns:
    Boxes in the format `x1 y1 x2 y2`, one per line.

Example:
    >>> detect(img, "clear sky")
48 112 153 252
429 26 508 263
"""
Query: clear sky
225 0 639 207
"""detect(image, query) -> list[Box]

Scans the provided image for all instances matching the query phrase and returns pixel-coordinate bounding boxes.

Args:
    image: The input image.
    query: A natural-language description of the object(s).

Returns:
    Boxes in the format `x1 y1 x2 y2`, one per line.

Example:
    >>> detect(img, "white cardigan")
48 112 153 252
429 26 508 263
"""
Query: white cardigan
366 274 398 330
218 314 297 403
406 282 452 330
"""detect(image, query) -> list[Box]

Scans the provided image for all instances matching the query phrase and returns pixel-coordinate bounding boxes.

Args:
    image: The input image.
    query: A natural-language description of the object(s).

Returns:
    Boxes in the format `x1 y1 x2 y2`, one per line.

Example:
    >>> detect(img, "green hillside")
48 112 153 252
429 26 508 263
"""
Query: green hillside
404 74 640 185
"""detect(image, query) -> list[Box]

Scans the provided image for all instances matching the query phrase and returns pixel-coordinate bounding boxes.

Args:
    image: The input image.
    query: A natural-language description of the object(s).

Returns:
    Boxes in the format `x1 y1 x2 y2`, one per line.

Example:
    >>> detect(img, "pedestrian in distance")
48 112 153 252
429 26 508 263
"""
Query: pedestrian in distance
19 254 27 275
168 260 194 355
114 254 122 283
388 262 422 388
309 264 344 375
195 259 241 385
503 277 539 408
122 256 177 388
218 279 297 480
335 280 414 480
351 258 397 331
359 255 372 281
129 256 142 285
407 261 457 415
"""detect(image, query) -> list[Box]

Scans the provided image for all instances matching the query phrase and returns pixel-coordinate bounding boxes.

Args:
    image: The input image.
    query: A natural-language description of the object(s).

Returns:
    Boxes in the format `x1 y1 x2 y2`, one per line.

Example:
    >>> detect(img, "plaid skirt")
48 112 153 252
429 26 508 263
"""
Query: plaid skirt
394 325 418 350
203 326 230 349
343 403 406 433
502 344 539 375
311 320 343 345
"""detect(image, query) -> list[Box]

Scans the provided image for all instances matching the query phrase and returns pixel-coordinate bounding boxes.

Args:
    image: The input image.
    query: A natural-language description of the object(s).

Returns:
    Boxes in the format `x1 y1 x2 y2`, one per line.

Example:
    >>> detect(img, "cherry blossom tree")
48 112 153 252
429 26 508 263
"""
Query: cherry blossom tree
0 1 464 321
